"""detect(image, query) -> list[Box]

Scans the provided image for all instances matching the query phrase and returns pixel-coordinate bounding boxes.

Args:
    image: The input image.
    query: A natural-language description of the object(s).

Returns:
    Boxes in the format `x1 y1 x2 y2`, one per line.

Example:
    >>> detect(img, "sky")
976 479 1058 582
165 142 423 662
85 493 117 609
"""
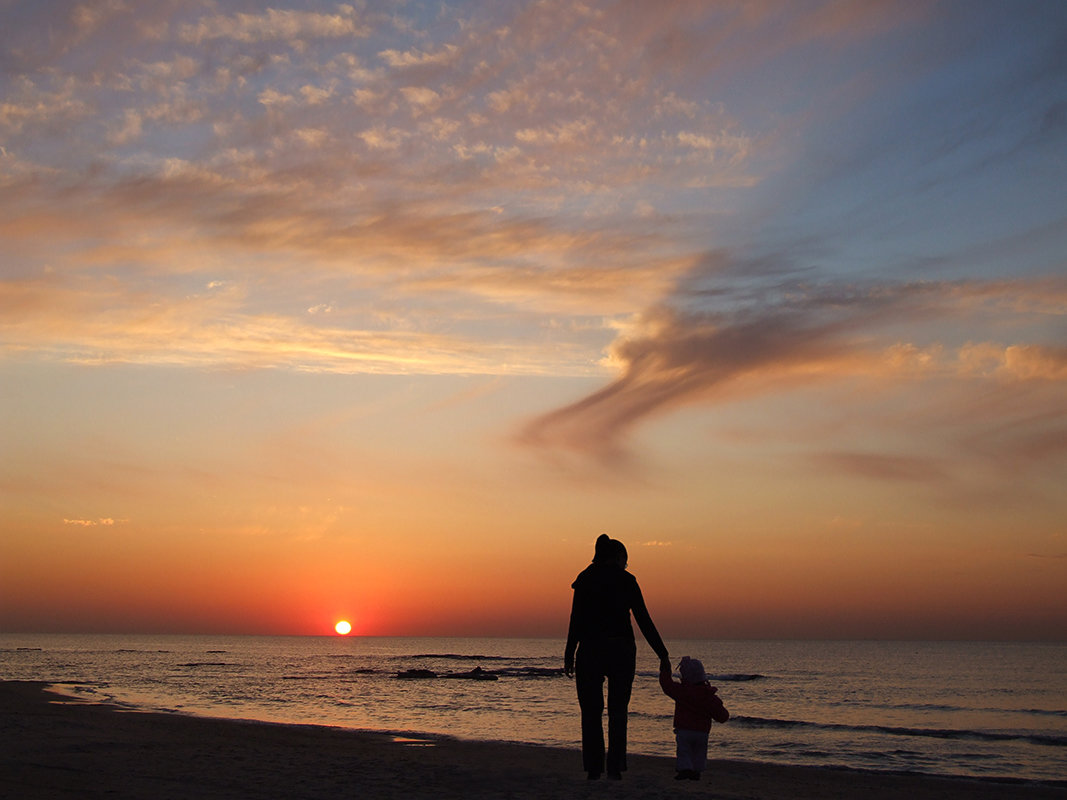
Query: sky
1 0 1065 641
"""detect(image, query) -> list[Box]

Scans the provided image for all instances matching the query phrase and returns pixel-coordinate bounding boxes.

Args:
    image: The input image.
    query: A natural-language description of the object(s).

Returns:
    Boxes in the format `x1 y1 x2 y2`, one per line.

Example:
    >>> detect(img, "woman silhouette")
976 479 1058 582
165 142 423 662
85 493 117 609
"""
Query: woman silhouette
564 534 670 780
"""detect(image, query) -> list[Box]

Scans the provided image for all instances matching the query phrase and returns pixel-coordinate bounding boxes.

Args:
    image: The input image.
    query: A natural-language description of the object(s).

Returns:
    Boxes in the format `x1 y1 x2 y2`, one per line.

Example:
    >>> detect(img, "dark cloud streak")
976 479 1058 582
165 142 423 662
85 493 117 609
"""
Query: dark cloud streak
516 276 1067 465
517 280 935 462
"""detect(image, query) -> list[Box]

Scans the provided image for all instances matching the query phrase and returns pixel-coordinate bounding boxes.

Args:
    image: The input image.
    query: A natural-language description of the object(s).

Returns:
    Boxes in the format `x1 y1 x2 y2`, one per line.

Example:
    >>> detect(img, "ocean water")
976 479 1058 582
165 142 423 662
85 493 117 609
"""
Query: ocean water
1 635 1064 784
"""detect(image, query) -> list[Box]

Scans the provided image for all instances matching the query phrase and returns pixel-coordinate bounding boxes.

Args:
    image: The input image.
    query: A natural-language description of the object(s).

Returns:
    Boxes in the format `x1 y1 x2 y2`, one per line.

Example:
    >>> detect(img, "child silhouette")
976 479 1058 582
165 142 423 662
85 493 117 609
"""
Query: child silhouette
659 656 729 780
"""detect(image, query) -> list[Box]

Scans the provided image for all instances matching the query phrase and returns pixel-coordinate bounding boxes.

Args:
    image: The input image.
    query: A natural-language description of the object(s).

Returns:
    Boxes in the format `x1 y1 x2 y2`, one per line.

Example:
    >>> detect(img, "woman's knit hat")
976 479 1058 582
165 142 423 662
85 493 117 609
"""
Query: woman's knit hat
593 534 613 562
592 534 627 565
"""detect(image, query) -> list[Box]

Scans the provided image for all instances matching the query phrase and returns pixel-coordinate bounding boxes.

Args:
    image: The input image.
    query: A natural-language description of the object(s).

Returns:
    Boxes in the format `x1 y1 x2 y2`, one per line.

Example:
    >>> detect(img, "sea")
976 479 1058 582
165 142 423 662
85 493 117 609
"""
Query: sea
1 635 1064 785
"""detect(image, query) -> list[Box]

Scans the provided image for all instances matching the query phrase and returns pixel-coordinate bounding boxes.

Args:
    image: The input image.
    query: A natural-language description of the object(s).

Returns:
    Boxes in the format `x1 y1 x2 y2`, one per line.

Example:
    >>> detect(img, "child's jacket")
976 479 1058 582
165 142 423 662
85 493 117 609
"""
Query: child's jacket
659 666 730 733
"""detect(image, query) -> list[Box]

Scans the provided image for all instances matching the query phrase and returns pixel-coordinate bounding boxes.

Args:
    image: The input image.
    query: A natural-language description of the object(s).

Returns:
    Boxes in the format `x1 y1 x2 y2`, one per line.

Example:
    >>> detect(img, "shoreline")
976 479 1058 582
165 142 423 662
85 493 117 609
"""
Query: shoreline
2 681 1063 799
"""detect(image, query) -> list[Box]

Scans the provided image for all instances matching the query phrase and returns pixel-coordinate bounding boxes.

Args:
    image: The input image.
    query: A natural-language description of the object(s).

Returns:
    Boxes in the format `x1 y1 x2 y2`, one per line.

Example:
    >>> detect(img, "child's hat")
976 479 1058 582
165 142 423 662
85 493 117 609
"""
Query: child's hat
679 656 706 684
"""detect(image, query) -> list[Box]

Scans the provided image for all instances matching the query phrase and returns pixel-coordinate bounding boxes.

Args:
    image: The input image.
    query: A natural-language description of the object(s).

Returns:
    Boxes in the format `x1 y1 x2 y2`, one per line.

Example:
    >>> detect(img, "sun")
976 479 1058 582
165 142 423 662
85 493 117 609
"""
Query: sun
334 620 352 635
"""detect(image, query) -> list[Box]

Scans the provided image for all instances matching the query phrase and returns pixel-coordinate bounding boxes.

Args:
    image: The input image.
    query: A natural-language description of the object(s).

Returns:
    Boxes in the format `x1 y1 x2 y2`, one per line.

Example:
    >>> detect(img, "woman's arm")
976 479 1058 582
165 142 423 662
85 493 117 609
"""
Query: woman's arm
659 663 680 698
630 580 669 662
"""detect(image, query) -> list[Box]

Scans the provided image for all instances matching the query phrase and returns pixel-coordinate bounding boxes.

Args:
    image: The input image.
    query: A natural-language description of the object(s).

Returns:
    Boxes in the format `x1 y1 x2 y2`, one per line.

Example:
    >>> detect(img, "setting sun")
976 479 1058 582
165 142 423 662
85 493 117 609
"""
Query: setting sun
334 620 352 636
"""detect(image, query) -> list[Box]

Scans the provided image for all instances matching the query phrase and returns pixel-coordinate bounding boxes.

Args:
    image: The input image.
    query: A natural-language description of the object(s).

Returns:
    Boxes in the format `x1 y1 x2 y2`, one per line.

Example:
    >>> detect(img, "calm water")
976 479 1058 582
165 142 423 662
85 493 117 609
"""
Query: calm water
1 635 1064 784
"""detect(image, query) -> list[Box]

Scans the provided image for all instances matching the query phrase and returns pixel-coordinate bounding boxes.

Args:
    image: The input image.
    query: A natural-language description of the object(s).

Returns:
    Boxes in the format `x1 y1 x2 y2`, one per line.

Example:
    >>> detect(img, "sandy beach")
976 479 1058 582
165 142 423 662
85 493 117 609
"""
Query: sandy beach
1 682 1062 800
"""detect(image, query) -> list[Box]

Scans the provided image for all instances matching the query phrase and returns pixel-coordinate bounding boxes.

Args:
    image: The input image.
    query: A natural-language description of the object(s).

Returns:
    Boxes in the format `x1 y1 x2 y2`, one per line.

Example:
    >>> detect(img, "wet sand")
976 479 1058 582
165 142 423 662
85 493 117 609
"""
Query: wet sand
1 681 1062 799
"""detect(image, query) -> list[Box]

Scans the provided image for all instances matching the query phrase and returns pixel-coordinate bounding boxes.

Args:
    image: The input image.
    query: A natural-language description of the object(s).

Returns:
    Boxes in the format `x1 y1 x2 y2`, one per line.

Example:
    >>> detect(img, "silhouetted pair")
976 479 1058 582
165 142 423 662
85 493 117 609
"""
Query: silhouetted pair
564 534 729 781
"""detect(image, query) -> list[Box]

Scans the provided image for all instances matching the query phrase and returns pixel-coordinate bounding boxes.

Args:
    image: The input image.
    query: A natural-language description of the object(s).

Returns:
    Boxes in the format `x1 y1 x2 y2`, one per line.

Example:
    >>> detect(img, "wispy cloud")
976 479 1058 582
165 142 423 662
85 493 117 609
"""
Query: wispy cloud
517 278 1067 464
379 44 460 69
177 7 370 44
64 517 119 527
0 274 606 376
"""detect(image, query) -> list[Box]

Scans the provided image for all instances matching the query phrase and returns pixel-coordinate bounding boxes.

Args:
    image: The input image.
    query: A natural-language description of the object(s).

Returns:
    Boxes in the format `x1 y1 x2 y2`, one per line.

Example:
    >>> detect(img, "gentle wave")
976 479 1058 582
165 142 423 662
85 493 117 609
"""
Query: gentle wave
279 666 563 680
1022 708 1067 718
637 670 765 682
407 653 538 662
735 716 1067 747
495 667 563 678
21 648 180 654
882 702 1067 718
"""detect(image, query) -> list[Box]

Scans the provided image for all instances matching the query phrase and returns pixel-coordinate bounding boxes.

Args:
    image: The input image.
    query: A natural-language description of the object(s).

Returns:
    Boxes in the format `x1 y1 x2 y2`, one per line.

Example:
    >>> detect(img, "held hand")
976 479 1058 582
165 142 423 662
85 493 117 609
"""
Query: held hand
564 658 574 679
659 655 672 674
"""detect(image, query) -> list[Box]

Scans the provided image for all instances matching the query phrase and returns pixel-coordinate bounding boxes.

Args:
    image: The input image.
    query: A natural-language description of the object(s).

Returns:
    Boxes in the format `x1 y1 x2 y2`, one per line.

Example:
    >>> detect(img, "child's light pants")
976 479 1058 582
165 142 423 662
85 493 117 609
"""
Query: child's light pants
674 728 709 772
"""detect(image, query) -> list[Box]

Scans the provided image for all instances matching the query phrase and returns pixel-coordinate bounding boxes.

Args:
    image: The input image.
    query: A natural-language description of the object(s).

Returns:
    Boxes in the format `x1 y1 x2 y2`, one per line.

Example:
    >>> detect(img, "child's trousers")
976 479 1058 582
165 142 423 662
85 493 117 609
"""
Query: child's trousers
675 728 709 772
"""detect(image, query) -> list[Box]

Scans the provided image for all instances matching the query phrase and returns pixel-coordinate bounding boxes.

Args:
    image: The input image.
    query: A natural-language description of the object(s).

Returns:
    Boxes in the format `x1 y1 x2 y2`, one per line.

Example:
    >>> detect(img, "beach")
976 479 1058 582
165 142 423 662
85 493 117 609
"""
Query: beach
2 682 1062 800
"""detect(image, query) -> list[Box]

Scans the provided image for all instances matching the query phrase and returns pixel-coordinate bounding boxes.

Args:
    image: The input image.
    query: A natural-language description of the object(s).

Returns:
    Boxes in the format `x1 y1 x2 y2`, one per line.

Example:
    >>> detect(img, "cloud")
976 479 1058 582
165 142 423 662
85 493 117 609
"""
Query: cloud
358 125 408 150
379 44 460 68
299 84 334 105
177 8 369 44
293 127 328 148
676 130 751 164
72 1 129 35
107 108 143 145
517 284 894 459
0 79 91 135
258 88 295 107
811 452 947 483
516 119 593 146
400 86 442 114
957 343 1067 381
64 518 118 527
0 275 603 377
517 278 1067 463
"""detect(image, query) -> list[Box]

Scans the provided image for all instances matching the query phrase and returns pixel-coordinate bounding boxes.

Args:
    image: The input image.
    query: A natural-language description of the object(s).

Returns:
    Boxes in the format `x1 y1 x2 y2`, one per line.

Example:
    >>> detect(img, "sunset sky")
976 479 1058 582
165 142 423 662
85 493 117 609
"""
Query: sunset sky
2 1 1065 641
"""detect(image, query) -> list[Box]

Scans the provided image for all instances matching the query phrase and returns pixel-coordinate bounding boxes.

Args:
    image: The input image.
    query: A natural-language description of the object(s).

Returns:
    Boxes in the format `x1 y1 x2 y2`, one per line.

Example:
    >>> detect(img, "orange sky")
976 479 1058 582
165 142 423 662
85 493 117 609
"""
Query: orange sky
2 1 1065 640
